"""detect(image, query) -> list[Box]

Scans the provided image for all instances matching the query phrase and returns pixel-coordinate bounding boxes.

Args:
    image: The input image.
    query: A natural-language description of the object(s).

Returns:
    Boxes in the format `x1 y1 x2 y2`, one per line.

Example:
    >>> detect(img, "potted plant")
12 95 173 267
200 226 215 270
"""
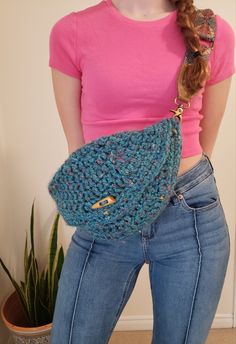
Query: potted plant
0 200 64 343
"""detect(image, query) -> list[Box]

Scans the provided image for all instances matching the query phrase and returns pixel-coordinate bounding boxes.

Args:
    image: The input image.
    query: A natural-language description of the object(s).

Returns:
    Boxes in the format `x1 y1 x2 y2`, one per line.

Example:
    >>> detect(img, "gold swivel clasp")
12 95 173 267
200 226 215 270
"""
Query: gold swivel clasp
170 105 184 120
91 195 116 209
169 97 191 121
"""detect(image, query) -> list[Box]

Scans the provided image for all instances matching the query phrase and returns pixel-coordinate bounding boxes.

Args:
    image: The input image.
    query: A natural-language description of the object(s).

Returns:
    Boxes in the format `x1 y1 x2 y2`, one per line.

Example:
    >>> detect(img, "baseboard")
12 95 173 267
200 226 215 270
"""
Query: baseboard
114 314 234 331
212 314 234 328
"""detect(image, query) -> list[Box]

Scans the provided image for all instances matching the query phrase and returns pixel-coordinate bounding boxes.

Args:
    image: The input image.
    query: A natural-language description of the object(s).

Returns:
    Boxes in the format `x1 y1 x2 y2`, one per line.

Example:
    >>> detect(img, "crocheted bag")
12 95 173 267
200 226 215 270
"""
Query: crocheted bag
48 8 216 240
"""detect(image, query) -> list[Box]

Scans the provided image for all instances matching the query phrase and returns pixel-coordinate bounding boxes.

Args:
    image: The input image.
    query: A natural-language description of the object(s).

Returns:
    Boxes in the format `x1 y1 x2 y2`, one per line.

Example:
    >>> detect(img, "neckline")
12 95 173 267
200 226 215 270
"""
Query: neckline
103 0 177 26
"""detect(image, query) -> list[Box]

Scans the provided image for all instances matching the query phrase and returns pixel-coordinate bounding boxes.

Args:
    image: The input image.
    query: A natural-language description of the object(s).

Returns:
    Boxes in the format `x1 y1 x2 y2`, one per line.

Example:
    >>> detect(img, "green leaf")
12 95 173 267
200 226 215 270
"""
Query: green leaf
38 297 51 324
20 280 25 293
31 256 38 325
24 231 29 283
47 213 60 312
39 269 46 299
0 207 64 327
25 252 35 326
30 200 36 256
51 246 64 313
54 246 64 282
0 258 30 323
37 268 51 322
44 269 49 306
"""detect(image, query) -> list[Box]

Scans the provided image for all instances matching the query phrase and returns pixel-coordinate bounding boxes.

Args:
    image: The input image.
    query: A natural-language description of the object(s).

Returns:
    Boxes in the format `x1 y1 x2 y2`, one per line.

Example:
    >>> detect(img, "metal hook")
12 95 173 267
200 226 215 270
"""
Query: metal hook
174 97 191 108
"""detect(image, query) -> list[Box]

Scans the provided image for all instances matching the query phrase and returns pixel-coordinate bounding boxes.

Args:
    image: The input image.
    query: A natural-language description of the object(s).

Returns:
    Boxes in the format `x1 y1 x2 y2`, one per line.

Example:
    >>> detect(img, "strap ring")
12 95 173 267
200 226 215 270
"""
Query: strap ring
174 97 191 109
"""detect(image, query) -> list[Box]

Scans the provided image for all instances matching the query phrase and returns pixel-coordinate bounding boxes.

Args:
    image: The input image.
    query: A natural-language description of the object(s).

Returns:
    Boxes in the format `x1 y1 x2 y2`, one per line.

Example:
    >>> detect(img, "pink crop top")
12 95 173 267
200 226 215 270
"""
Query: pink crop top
48 0 235 158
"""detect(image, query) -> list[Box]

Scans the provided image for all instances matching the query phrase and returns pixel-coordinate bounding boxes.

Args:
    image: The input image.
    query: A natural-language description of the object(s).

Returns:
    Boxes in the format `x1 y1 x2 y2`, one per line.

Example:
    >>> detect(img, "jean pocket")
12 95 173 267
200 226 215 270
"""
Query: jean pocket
176 172 221 212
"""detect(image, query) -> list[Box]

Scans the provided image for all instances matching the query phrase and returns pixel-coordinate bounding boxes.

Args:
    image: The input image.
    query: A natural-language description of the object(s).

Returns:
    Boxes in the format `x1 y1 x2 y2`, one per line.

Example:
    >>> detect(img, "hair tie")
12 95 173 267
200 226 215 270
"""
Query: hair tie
192 50 202 58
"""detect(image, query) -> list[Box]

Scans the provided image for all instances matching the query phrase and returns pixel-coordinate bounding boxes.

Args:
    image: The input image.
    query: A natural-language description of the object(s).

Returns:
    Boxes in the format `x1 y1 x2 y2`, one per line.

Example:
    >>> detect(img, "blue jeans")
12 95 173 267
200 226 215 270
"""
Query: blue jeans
50 152 230 344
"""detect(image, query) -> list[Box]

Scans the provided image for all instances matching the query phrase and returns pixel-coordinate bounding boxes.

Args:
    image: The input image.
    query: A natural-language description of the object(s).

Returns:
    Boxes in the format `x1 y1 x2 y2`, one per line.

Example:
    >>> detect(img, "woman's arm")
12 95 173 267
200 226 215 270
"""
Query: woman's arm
199 76 233 159
50 68 85 155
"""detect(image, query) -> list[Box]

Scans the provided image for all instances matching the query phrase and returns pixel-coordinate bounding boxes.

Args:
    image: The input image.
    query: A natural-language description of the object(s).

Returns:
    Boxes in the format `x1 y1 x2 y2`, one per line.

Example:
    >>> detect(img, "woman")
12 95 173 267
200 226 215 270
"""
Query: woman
48 1 235 343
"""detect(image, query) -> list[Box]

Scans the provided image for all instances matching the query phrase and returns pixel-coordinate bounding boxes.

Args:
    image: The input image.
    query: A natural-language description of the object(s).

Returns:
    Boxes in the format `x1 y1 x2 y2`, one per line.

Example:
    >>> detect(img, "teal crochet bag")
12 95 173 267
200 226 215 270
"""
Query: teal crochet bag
48 9 216 240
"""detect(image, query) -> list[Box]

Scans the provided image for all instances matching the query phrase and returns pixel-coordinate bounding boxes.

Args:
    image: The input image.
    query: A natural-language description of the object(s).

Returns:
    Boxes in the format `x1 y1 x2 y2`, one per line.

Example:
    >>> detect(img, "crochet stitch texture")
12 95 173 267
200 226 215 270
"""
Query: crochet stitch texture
48 8 216 240
48 117 182 240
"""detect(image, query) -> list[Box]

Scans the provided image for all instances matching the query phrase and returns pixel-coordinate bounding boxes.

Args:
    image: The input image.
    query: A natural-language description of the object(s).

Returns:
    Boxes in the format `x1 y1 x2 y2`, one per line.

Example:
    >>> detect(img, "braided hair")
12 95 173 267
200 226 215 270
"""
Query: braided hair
168 0 213 102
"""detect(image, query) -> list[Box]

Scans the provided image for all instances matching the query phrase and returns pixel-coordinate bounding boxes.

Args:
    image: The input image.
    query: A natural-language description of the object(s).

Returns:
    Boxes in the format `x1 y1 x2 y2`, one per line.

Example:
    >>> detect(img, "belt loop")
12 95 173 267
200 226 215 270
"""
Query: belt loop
202 151 214 172
170 189 181 205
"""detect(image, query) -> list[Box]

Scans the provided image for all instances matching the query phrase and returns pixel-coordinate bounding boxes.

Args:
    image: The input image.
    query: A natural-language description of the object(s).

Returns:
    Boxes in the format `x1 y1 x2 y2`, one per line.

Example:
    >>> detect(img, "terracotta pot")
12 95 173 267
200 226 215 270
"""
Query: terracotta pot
1 290 52 343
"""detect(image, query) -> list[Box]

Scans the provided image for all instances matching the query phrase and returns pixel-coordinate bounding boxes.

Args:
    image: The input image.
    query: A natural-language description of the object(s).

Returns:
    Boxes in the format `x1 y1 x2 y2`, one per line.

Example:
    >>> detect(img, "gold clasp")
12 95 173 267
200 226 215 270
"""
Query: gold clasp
91 195 116 209
169 105 184 120
169 97 191 121
174 96 191 108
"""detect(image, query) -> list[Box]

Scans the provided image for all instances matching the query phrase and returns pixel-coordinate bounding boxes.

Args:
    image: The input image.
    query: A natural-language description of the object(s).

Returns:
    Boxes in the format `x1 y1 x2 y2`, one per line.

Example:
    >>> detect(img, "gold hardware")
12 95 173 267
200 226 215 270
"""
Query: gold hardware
169 105 184 120
172 128 177 135
159 195 165 200
174 97 191 108
91 195 116 209
169 97 190 121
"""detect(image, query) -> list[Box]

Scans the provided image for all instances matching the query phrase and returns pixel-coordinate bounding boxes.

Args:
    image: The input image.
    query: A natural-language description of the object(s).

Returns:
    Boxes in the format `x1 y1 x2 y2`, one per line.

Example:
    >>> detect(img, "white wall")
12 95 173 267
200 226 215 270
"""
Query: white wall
0 1 235 342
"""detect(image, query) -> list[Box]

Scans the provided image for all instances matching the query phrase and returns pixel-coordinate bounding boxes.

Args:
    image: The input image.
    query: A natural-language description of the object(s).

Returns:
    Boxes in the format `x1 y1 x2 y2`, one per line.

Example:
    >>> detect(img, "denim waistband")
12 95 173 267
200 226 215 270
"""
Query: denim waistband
172 152 214 196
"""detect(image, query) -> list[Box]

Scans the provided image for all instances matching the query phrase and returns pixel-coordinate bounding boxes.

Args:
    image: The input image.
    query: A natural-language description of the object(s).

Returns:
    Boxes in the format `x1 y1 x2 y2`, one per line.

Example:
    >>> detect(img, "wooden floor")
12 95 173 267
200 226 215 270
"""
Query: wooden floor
109 328 236 344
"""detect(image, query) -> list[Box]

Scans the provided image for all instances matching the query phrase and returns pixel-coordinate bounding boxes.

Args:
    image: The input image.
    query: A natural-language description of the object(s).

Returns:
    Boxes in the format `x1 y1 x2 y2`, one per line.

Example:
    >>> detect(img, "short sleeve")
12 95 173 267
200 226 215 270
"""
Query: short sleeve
48 12 82 79
205 14 235 86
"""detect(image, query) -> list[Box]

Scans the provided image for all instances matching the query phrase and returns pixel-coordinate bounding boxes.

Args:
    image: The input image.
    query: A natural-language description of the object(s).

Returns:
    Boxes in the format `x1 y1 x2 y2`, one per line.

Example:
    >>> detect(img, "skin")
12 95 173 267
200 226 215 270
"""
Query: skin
50 0 233 177
110 0 176 19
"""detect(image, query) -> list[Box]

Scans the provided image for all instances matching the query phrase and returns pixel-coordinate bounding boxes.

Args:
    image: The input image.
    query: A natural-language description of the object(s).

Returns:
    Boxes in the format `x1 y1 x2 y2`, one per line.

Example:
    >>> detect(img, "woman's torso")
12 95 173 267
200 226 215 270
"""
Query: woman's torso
102 0 205 178
96 1 205 177
177 153 203 177
49 0 217 172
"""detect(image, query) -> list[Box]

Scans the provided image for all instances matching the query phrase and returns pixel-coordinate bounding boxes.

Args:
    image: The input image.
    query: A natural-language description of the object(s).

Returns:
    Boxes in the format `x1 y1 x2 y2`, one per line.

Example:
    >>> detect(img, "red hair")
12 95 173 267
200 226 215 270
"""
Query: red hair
169 0 213 102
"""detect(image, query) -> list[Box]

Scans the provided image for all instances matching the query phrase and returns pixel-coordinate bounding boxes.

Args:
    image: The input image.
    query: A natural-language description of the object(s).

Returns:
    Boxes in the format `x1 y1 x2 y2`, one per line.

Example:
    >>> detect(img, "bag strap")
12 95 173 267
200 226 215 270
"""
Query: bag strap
172 8 216 120
185 8 216 65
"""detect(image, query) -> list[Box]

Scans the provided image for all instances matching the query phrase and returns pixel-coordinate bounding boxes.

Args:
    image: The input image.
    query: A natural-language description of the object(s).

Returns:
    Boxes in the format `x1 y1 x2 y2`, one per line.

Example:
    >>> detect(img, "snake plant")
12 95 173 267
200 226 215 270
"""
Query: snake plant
0 200 64 327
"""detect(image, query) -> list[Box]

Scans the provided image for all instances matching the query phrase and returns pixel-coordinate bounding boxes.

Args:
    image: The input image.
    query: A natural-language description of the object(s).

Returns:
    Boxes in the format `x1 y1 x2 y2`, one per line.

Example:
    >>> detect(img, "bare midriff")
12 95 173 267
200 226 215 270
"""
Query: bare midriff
177 153 203 177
